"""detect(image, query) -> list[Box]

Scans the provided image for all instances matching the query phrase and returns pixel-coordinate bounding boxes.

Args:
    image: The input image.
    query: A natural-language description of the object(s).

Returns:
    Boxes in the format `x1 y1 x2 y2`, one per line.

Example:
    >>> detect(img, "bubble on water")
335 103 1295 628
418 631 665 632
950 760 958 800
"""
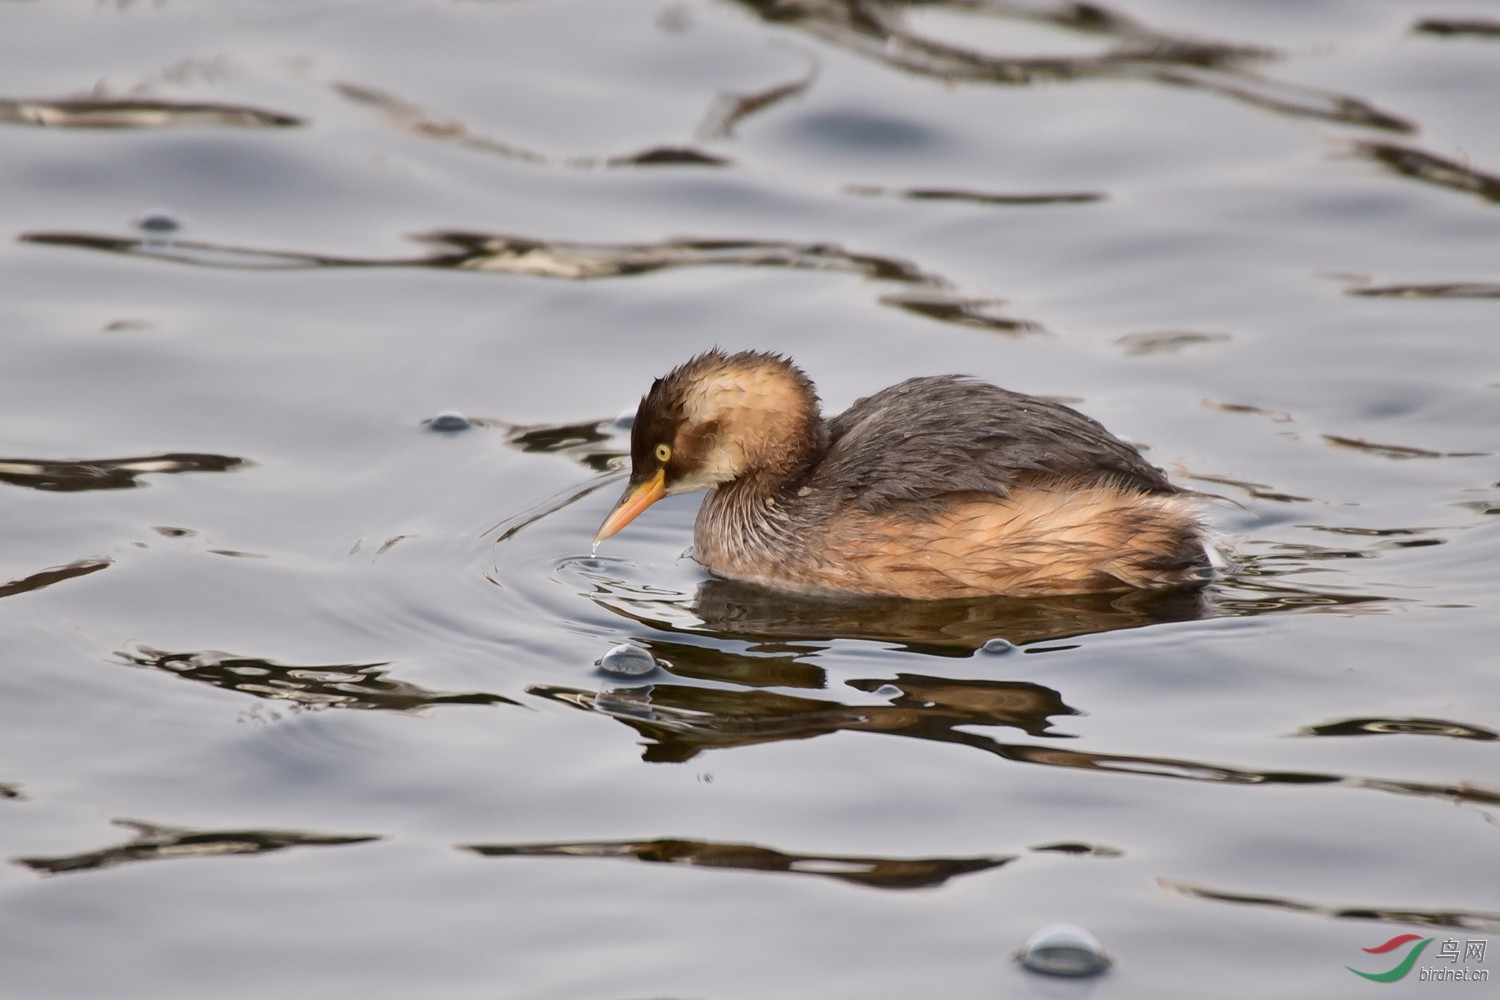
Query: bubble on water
870 684 903 698
613 408 635 430
133 209 181 235
981 638 1016 655
1018 923 1111 978
427 410 472 431
597 643 658 678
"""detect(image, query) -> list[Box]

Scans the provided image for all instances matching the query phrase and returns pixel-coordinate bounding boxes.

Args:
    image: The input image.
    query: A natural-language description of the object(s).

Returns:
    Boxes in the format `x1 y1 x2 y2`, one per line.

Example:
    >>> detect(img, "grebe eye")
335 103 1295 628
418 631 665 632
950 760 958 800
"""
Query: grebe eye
654 443 672 463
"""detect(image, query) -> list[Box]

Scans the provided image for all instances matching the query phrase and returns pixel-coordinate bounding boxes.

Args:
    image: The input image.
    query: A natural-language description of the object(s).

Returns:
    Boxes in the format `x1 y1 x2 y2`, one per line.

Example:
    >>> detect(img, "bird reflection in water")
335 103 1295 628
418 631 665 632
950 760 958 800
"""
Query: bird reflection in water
530 672 1500 814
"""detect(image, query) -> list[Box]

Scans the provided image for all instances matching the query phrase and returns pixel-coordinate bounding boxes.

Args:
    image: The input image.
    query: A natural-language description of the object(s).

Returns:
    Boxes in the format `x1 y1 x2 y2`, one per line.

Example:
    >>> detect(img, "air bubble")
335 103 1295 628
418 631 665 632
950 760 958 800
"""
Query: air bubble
133 210 181 235
597 643 658 678
427 411 472 431
1018 923 1111 977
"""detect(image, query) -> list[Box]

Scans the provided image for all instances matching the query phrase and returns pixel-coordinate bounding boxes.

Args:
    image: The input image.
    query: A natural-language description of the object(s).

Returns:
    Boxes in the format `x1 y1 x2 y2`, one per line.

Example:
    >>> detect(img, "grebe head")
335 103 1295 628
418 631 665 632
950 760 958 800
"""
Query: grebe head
593 350 822 544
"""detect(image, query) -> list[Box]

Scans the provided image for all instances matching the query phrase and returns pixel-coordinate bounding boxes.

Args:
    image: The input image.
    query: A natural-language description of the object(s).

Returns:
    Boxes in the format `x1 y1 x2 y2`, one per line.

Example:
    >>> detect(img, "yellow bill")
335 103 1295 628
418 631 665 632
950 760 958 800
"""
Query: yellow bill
593 468 667 546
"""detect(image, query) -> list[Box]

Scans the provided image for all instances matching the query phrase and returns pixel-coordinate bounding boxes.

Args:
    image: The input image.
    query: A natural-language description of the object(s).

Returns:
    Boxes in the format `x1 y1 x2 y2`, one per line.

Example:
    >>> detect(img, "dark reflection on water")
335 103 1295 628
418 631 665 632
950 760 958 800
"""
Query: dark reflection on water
637 640 827 690
0 782 22 801
527 677 1077 761
1203 400 1292 423
501 419 620 474
845 673 1079 737
0 558 111 600
421 229 963 292
116 644 518 712
1030 841 1123 857
1347 280 1500 299
845 183 1103 206
1211 577 1397 615
733 0 1412 131
1305 525 1429 538
465 837 1015 890
0 452 245 492
525 676 1063 760
1187 473 1314 504
1116 330 1231 357
1300 717 1498 741
681 578 1210 652
22 228 1037 335
1321 435 1488 461
530 678 1500 810
14 819 378 877
20 231 370 272
0 96 301 129
611 146 731 166
335 81 733 168
1152 65 1410 133
1355 141 1500 204
1161 879 1500 935
1413 17 1500 39
587 571 1391 652
698 53 820 139
877 290 1038 334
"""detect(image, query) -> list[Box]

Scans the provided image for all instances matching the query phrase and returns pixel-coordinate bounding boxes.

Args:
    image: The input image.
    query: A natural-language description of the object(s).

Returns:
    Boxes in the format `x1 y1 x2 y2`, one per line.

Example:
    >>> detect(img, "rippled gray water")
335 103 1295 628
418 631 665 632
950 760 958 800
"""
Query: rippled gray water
2 2 1497 998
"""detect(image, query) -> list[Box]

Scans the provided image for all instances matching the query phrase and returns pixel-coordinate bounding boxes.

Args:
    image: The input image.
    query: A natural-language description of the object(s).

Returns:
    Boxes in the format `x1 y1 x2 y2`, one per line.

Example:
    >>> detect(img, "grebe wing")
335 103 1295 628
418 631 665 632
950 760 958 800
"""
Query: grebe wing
814 375 1177 514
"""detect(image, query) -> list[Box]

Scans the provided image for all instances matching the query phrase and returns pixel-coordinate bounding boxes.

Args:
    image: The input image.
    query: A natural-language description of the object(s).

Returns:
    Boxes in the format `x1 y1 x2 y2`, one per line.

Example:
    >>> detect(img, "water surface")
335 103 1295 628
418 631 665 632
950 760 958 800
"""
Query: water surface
2 2 1497 997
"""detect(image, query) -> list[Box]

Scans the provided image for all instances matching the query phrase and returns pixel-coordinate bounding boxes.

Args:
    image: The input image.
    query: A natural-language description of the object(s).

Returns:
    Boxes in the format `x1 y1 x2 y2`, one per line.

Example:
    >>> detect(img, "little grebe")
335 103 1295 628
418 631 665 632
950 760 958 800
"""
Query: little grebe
594 350 1210 599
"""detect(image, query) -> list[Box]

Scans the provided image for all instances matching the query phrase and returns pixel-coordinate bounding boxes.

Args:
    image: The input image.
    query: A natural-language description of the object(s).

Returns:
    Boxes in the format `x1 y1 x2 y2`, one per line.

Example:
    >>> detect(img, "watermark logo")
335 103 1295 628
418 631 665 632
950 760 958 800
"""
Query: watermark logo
1347 934 1431 982
1347 934 1488 983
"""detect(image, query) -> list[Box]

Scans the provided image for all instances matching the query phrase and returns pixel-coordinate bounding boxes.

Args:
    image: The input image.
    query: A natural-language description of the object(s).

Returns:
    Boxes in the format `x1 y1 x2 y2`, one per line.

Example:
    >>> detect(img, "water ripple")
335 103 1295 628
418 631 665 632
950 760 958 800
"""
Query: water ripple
1161 879 1500 935
732 0 1412 131
115 643 518 713
0 452 246 492
0 557 111 600
14 818 377 877
0 96 300 129
465 836 1015 890
20 229 1040 335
